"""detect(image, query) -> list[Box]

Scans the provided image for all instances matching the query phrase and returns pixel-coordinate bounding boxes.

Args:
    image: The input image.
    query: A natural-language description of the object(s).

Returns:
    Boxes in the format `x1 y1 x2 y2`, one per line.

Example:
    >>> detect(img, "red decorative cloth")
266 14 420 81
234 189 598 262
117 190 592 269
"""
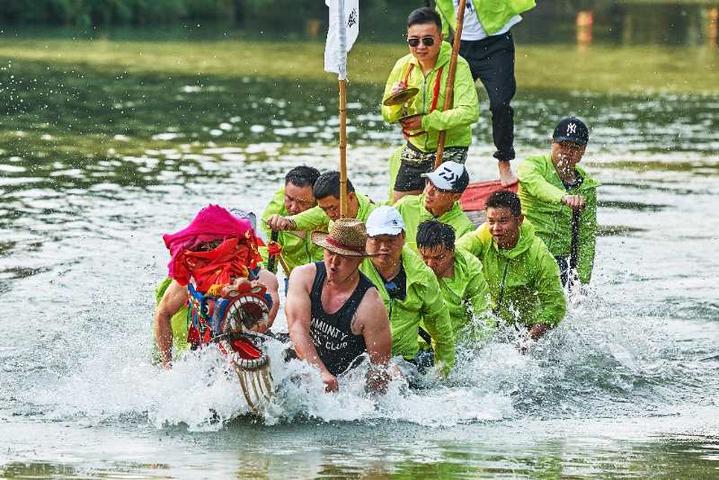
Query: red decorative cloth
266 241 283 257
162 205 262 291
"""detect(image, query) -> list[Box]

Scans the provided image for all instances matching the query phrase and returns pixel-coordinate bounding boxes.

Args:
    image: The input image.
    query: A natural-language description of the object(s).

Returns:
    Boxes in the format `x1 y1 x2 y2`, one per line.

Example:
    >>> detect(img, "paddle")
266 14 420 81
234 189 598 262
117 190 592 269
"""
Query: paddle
434 0 468 168
569 208 581 288
267 230 279 274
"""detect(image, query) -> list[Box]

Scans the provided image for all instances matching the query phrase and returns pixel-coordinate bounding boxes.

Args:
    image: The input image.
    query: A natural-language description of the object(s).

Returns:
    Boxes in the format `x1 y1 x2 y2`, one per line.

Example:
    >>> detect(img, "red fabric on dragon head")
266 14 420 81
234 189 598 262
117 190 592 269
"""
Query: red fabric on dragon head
162 205 263 292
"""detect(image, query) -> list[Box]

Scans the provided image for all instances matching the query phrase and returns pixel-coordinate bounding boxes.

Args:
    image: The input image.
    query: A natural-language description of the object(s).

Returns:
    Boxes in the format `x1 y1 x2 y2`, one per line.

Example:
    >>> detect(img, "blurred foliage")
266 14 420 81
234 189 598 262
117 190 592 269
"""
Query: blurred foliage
0 0 236 26
0 1 641 27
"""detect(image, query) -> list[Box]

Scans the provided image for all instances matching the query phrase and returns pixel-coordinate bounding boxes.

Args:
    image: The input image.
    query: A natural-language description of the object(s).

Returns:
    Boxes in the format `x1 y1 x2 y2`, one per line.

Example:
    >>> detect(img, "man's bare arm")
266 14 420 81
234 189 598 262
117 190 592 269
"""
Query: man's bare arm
153 280 188 368
286 264 338 391
354 288 391 366
354 288 392 393
256 269 280 328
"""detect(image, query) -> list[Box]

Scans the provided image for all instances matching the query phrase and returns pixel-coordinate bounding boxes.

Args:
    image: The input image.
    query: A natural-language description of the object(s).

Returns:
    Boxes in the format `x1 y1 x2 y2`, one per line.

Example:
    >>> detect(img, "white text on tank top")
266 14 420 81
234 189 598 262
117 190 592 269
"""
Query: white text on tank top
453 0 522 41
311 316 349 351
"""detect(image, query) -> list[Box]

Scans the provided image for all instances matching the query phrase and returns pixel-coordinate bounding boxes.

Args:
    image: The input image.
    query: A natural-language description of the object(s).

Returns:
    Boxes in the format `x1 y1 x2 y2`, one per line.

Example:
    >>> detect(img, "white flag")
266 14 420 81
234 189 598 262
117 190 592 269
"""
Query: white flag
324 0 359 80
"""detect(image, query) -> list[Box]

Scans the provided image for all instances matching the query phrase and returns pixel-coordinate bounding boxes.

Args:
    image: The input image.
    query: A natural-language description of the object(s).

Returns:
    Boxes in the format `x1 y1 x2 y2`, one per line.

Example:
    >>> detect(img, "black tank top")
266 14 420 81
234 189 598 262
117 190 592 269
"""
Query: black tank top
309 262 374 376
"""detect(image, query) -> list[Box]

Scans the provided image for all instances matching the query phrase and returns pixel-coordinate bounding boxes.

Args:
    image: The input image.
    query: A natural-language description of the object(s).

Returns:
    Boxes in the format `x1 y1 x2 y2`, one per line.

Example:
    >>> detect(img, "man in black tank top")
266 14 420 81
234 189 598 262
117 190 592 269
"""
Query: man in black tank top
286 218 391 392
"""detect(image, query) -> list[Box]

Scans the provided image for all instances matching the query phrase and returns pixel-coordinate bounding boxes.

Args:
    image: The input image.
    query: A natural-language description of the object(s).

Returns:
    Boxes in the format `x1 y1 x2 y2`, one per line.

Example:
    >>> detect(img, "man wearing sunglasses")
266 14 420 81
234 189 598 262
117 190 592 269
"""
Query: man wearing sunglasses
360 206 456 376
394 160 475 251
382 7 479 203
517 117 599 285
260 165 323 273
436 0 536 187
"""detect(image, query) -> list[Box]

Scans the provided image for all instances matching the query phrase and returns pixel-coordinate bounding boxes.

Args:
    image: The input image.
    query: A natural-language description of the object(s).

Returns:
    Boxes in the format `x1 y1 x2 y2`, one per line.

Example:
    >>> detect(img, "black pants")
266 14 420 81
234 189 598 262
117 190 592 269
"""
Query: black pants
460 32 516 161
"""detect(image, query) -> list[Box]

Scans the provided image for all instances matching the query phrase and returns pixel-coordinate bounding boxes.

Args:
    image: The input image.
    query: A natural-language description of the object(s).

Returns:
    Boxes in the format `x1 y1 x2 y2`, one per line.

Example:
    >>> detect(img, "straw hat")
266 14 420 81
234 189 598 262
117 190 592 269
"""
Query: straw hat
312 218 369 257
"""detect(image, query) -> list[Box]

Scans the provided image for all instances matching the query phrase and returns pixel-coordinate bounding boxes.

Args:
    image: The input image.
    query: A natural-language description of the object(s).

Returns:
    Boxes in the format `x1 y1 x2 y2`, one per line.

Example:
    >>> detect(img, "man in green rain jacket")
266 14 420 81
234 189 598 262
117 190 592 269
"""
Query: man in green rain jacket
435 0 536 186
360 206 456 375
265 171 376 236
457 191 565 340
260 166 323 273
416 220 491 338
382 7 479 202
518 117 599 285
395 160 475 250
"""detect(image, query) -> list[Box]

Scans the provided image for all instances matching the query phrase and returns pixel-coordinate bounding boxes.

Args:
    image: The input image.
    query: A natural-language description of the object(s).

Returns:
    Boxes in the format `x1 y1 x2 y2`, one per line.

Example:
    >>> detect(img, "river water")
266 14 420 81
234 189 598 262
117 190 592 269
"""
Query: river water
1 52 718 478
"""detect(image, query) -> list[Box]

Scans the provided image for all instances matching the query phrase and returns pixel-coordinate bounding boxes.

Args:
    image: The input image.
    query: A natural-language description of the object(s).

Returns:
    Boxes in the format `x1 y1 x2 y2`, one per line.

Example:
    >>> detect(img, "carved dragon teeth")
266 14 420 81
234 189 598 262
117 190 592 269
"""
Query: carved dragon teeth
222 293 270 334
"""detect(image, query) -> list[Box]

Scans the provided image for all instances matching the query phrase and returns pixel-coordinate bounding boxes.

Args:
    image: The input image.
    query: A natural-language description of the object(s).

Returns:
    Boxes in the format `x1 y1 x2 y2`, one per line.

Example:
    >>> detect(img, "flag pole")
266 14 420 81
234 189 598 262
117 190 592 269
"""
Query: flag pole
337 0 349 218
435 0 467 168
339 77 348 218
325 0 356 218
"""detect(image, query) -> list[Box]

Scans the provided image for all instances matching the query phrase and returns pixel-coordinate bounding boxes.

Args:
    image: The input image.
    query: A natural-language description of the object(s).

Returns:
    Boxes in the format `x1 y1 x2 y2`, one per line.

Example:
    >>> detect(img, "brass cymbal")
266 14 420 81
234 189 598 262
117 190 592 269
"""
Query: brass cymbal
398 113 421 122
382 87 419 106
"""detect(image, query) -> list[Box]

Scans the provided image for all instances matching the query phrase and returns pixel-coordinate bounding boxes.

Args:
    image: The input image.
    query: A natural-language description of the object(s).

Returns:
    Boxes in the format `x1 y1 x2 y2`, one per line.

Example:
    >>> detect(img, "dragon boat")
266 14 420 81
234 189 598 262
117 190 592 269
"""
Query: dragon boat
460 179 518 225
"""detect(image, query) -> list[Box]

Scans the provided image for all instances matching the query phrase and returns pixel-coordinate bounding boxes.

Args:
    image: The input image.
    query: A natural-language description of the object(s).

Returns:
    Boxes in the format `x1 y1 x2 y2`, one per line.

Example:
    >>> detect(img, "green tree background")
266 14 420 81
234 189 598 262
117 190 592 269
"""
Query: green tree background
0 1 627 27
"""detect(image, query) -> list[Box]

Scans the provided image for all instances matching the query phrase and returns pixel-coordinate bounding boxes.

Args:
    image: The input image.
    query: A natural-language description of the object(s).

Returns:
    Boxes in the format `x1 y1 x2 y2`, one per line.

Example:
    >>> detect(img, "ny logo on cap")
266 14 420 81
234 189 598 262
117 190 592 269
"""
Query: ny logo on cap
567 123 577 134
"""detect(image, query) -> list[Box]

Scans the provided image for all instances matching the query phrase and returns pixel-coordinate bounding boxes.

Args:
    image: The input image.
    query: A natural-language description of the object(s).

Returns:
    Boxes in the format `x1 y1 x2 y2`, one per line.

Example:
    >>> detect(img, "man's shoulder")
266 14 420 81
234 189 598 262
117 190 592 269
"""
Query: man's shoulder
395 193 421 210
456 224 486 252
525 232 558 271
289 261 318 283
518 154 552 174
357 282 384 309
455 247 483 272
391 53 415 72
445 202 472 222
475 223 493 243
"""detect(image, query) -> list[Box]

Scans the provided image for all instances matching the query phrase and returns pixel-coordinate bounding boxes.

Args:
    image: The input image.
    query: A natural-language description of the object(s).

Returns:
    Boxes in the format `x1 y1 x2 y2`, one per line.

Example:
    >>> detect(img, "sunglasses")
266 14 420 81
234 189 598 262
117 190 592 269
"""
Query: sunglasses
407 36 435 47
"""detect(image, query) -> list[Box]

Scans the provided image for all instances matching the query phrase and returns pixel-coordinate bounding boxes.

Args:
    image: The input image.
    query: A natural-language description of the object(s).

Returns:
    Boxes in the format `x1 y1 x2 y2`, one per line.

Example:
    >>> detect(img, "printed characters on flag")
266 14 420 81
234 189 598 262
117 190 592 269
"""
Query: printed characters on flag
324 0 359 79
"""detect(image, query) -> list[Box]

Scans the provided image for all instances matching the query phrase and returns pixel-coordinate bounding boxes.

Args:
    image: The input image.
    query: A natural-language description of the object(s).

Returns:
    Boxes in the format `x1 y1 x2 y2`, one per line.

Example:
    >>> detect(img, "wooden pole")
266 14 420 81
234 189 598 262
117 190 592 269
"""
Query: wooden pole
338 78 348 218
434 0 467 168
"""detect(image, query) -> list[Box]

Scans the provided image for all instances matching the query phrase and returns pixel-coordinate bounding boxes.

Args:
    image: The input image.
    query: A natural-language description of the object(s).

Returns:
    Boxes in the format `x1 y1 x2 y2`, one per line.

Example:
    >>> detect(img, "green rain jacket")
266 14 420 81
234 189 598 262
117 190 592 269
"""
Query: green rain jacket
260 187 323 273
457 222 566 327
360 246 456 373
438 247 492 337
381 41 479 153
395 193 475 250
517 154 599 284
435 0 536 37
288 192 376 234
155 277 191 356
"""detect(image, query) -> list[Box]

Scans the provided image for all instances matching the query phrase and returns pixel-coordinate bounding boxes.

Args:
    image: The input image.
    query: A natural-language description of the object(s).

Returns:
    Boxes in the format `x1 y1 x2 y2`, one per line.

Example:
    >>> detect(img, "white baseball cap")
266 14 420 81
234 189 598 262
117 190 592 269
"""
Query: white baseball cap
366 205 405 237
421 161 469 193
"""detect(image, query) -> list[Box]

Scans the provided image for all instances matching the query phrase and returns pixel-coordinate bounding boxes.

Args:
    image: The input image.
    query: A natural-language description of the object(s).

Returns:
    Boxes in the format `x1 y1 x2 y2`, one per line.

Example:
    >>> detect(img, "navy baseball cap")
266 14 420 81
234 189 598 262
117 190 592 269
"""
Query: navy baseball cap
553 117 589 145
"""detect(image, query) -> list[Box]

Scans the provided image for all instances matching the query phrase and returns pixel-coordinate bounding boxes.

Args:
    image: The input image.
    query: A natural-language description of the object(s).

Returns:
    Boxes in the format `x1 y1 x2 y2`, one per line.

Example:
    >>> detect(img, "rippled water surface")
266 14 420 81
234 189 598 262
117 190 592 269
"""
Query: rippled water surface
1 44 718 479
